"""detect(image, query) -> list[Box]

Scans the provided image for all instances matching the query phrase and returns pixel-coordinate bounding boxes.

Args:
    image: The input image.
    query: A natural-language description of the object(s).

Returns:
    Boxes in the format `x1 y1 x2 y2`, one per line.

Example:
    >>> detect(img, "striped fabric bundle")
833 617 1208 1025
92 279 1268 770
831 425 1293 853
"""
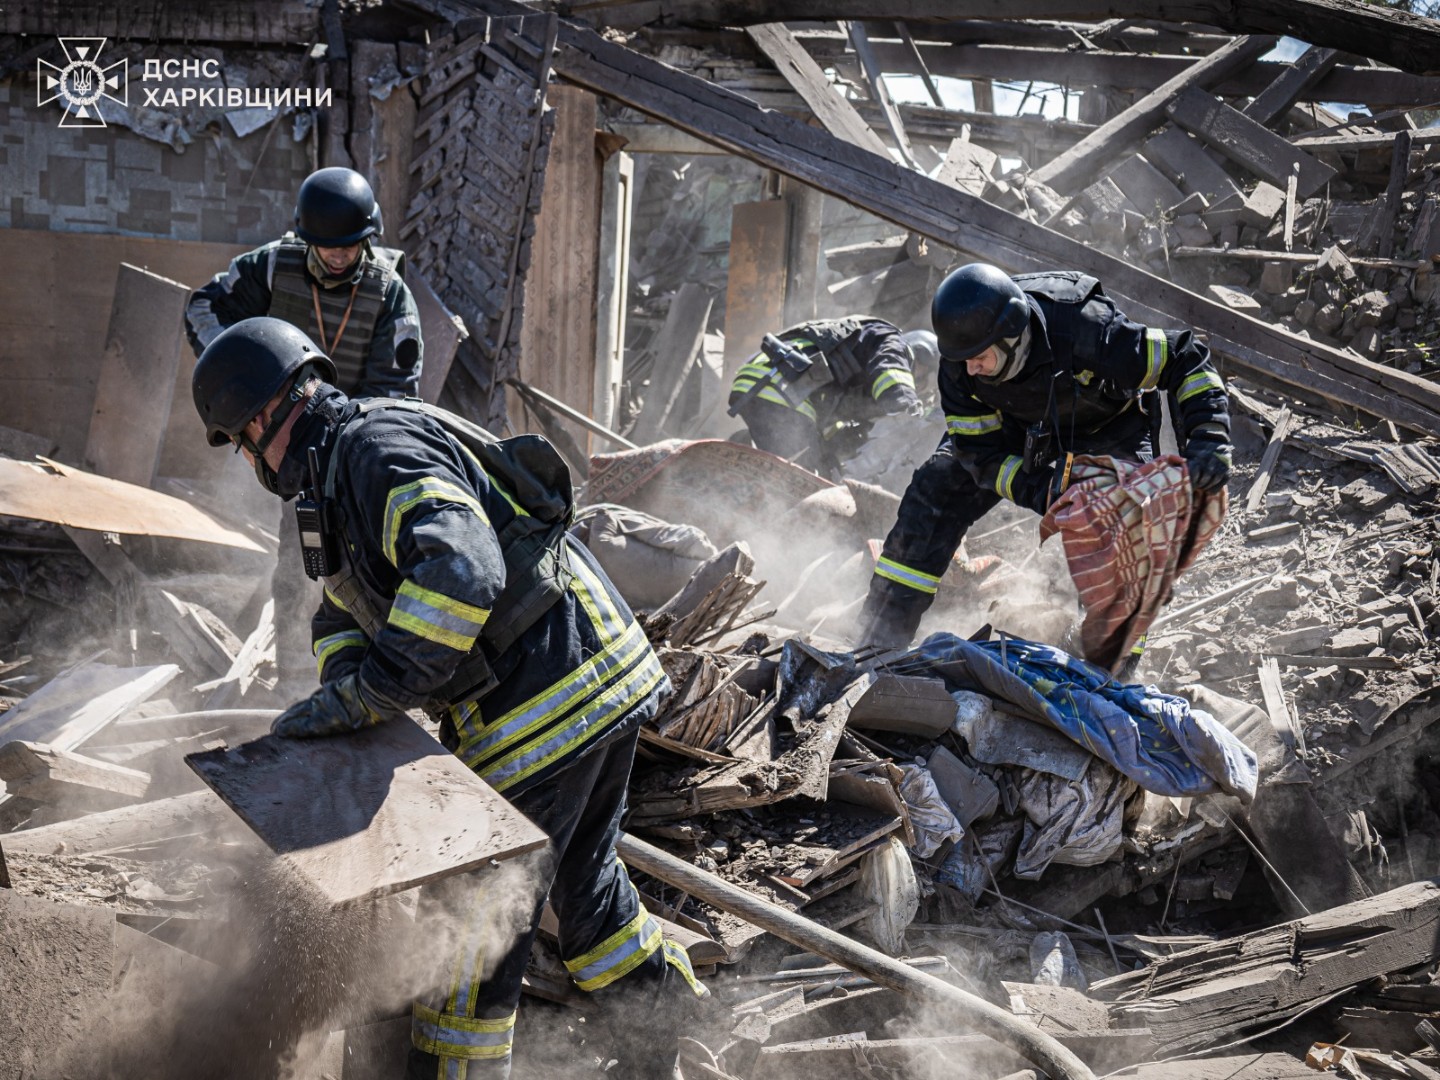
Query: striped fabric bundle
1040 454 1227 672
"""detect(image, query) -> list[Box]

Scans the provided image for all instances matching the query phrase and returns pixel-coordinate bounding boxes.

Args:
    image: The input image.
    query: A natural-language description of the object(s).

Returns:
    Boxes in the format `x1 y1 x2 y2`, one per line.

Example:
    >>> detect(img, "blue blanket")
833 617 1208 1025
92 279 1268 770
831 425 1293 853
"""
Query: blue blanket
916 634 1258 801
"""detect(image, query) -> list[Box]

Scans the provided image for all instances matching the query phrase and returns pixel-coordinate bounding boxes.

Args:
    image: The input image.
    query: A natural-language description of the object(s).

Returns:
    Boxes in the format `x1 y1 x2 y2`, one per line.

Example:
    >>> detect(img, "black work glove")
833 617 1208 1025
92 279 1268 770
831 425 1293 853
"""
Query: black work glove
1017 468 1057 515
1184 433 1232 494
271 672 405 738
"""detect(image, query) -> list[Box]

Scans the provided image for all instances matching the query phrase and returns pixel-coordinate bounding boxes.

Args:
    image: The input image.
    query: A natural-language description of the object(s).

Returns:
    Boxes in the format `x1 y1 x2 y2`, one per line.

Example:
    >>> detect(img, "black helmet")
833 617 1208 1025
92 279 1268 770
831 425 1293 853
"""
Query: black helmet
294 167 381 247
931 264 1030 362
900 329 939 372
193 317 337 448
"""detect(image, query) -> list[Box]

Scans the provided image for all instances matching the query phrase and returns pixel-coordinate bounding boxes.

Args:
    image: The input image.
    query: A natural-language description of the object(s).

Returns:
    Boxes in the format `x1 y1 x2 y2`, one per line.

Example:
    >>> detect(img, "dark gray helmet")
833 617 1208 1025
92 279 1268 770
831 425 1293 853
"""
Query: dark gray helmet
900 329 939 372
193 317 337 448
931 263 1030 362
294 167 381 247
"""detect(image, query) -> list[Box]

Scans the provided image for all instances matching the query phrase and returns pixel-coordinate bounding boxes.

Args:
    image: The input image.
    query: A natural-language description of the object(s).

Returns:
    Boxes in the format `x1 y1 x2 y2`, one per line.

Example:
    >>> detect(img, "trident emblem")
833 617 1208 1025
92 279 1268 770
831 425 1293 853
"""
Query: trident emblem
37 38 127 128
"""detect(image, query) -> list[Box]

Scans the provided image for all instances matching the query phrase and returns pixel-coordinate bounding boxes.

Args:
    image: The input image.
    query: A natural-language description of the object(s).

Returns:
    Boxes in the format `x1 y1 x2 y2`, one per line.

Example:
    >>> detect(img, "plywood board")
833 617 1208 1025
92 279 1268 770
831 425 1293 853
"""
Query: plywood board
722 199 789 377
413 271 465 405
0 457 264 550
187 720 548 906
0 227 246 465
84 264 189 487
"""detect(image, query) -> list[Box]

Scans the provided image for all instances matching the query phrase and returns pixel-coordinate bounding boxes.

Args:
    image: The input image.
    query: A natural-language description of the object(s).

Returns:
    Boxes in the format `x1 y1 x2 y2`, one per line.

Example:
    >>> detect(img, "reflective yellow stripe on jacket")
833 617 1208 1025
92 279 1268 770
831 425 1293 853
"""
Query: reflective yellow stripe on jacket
388 579 490 653
946 411 1002 437
730 357 818 419
871 368 915 400
453 557 665 793
1140 327 1168 391
382 477 491 566
1178 369 1224 402
314 629 367 679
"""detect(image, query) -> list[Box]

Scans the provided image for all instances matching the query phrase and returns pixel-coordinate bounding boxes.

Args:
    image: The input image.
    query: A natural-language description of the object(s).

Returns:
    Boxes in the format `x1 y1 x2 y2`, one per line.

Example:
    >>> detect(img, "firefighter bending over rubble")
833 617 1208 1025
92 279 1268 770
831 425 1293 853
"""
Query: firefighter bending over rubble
856 262 1233 652
191 317 709 1079
727 315 939 480
184 166 425 698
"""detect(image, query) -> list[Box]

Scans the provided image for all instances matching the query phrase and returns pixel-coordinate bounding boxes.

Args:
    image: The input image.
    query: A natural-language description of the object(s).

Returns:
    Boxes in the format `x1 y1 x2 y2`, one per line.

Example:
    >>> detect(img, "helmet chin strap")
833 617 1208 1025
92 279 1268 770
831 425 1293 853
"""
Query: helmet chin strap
236 375 311 494
985 325 1032 383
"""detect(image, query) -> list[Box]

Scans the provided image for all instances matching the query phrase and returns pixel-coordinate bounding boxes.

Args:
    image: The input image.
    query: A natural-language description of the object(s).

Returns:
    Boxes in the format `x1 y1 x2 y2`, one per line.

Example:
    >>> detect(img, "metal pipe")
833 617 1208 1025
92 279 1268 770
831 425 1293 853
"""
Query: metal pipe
505 378 639 450
615 832 1097 1080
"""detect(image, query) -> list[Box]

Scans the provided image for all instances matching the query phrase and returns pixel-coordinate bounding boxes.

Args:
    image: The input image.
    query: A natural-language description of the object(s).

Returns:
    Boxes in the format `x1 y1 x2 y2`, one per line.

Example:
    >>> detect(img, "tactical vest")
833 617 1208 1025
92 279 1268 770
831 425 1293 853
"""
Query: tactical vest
968 272 1152 444
267 235 404 394
779 315 894 389
321 399 575 711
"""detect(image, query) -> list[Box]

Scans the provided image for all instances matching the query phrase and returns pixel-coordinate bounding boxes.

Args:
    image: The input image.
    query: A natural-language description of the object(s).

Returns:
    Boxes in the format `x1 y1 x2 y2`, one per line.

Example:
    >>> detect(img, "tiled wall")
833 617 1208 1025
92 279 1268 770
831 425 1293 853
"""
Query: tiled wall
0 75 310 243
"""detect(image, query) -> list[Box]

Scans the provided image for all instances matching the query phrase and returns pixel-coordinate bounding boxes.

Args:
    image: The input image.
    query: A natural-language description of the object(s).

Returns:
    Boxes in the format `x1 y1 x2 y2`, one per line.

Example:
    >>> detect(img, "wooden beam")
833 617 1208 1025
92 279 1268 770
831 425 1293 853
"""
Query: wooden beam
1241 46 1341 129
1165 86 1337 197
1377 130 1415 260
745 23 889 156
893 21 944 107
518 6 1440 436
0 741 150 809
1094 878 1440 1056
722 199 790 376
632 281 714 443
83 265 187 488
800 38 1440 108
1032 36 1276 194
843 21 918 169
2 789 238 857
591 0 1440 75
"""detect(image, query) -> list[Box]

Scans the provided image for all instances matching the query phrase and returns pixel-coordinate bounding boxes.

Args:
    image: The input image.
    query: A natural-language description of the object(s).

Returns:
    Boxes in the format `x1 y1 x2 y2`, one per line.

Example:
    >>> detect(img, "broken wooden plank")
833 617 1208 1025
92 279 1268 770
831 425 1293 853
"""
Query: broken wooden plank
843 20 916 169
3 789 237 857
1107 155 1185 216
1244 405 1294 514
1377 130 1415 260
1257 657 1303 755
632 281 713 443
722 199 789 376
846 673 955 737
1165 86 1337 197
620 1 1440 77
1093 877 1440 1055
926 744 999 827
0 662 177 756
0 741 150 809
935 136 998 199
0 457 265 551
83 264 188 488
1141 126 1243 207
1241 45 1341 129
745 23 888 157
1031 35 1276 193
187 720 548 905
535 13 1440 436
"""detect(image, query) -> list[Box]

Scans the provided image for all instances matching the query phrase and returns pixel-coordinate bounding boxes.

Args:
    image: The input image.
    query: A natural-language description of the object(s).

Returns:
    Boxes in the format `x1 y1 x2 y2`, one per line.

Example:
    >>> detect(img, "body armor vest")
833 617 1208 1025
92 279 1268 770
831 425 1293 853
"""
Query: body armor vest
320 399 575 711
267 235 404 394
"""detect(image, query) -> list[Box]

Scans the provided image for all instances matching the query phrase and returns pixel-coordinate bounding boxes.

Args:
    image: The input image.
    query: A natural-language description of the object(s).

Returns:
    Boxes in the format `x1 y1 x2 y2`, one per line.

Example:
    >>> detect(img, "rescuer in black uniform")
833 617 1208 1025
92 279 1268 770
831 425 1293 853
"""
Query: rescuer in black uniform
727 316 939 479
855 263 1232 649
191 318 707 1079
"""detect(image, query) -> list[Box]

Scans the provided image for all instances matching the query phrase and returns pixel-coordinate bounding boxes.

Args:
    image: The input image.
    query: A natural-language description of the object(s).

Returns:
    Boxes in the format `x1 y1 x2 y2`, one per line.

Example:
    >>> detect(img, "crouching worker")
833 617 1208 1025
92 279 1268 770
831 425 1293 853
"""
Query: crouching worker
856 263 1232 655
728 316 939 480
191 317 709 1079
